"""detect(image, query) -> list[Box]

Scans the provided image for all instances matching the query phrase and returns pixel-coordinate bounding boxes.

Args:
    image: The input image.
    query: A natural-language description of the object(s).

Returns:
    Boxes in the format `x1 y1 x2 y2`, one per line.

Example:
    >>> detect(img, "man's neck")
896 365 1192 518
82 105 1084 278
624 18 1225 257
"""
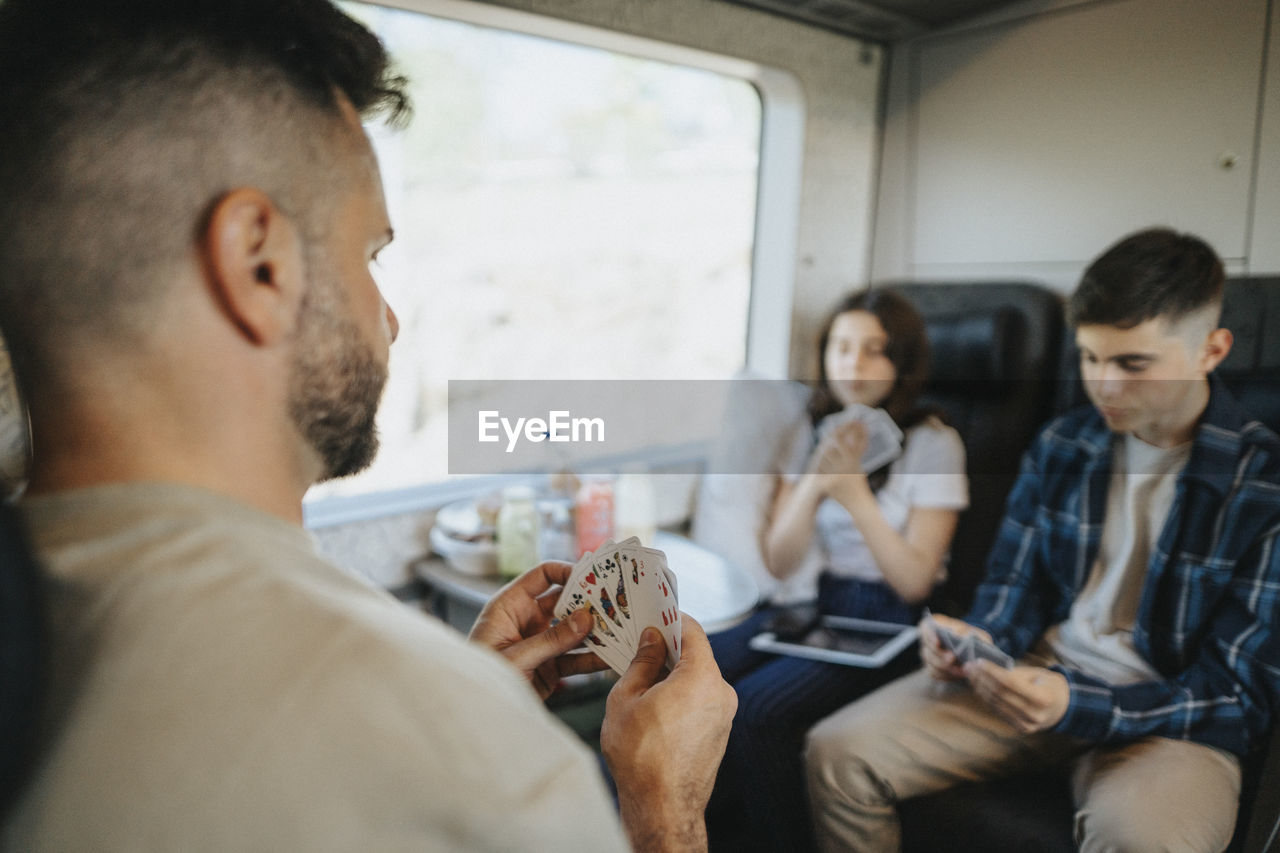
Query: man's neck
24 397 314 525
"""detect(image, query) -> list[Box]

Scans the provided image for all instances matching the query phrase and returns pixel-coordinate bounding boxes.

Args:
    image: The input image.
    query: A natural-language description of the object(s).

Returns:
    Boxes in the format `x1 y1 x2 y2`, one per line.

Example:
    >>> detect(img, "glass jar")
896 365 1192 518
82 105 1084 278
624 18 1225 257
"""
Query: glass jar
497 485 540 579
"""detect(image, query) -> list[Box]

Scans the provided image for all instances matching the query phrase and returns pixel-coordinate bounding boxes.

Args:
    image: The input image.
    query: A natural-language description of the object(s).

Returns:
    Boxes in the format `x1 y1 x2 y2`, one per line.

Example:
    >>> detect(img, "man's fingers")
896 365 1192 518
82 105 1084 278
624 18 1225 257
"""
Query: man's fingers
535 586 561 620
670 614 711 667
970 661 1023 698
501 607 592 672
505 560 574 601
920 631 961 679
966 662 1008 713
557 649 610 679
967 661 1032 725
614 627 667 698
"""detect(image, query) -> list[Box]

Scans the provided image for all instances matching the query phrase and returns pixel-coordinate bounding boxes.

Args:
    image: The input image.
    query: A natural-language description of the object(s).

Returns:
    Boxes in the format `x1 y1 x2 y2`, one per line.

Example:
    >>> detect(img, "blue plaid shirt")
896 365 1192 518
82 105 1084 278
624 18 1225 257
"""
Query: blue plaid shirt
966 376 1280 757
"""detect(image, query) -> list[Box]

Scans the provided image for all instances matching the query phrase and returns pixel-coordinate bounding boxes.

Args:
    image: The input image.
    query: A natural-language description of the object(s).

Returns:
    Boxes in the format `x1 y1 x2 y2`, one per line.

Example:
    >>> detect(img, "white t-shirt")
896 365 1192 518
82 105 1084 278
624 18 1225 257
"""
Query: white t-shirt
779 414 969 584
6 483 630 853
1041 433 1191 684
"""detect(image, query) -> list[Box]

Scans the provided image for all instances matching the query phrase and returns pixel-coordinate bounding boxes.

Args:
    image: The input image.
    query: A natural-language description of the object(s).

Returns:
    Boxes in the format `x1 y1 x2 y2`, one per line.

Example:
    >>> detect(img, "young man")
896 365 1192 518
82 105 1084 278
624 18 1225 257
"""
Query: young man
804 228 1280 852
0 1 735 850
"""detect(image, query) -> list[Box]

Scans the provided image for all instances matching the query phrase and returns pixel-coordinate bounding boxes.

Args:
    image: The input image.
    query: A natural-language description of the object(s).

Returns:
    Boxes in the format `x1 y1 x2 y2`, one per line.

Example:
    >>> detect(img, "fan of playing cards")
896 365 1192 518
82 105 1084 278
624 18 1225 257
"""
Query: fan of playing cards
554 536 682 676
923 610 1014 669
817 403 904 472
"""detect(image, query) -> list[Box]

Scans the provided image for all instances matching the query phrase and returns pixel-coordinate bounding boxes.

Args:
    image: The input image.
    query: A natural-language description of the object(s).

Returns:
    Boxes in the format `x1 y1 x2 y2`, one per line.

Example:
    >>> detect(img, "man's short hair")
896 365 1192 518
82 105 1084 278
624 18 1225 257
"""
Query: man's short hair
0 0 409 390
1068 227 1226 330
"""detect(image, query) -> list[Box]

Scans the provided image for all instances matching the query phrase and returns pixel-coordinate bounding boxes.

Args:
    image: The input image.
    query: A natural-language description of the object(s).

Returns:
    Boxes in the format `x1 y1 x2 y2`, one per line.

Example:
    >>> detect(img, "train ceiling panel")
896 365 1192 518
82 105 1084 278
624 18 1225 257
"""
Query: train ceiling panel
720 0 1024 41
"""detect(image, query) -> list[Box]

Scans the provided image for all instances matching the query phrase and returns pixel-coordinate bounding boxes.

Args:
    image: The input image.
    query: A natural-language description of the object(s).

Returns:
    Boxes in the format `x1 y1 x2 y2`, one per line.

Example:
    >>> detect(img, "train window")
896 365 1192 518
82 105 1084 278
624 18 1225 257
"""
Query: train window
305 0 781 520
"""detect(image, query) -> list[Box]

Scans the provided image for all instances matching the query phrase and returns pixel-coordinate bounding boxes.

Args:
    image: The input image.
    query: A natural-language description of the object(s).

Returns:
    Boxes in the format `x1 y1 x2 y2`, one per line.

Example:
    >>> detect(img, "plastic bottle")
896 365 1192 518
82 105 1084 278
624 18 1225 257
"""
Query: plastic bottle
574 475 615 556
614 465 657 545
497 485 540 579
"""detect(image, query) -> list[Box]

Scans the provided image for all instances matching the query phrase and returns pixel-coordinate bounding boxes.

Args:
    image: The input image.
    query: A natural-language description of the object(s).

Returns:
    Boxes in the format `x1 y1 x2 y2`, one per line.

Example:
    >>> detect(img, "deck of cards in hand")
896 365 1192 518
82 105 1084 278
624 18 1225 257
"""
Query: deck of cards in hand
553 536 681 676
817 403 904 472
923 610 1014 669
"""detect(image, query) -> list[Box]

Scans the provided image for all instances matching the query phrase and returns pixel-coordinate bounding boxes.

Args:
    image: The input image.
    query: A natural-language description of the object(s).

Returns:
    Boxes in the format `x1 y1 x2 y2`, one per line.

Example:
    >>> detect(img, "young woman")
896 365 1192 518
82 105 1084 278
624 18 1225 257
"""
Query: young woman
707 288 969 853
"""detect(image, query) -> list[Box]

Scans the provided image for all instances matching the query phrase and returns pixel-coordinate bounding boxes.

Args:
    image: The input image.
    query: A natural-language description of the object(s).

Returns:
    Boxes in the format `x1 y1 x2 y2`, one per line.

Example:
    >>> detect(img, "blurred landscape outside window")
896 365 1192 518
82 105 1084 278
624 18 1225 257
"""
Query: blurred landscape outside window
307 1 761 501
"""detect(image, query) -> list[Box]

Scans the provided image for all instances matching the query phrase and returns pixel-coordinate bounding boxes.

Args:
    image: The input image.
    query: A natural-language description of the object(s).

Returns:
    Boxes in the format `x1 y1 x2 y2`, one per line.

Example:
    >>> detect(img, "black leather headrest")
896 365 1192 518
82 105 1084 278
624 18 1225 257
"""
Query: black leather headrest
925 306 1025 392
0 505 44 815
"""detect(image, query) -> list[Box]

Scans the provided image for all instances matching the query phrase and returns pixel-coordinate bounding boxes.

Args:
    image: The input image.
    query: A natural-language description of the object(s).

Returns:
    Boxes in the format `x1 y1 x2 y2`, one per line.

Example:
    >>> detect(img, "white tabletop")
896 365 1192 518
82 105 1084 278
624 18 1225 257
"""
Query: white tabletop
416 529 760 634
649 531 760 633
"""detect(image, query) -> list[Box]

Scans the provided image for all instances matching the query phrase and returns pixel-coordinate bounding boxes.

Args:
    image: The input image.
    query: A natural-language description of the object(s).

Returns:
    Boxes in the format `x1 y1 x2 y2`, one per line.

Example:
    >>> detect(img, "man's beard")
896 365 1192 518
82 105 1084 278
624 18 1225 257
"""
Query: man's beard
287 263 388 483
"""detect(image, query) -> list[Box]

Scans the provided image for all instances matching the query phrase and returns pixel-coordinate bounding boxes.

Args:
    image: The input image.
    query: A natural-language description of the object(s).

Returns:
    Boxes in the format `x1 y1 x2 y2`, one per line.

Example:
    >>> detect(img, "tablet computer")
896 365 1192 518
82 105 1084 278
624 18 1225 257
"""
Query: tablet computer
748 615 919 668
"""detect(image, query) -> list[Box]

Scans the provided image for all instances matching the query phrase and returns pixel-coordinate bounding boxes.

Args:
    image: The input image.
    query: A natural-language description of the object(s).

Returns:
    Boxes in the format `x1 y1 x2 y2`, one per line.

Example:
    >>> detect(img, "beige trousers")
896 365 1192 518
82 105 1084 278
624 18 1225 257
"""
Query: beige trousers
804 669 1241 852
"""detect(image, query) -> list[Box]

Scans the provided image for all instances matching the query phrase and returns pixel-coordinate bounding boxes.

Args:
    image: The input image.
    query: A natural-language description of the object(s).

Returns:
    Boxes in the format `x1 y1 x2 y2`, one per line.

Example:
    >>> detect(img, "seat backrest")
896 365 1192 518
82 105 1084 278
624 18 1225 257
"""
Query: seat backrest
0 503 44 819
1203 277 1280 433
887 282 1066 614
691 371 819 605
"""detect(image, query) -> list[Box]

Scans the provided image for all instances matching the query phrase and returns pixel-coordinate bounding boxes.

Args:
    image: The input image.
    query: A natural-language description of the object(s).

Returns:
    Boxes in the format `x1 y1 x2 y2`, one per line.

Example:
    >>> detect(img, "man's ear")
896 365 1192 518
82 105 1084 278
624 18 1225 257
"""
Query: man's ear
201 188 304 346
1199 327 1234 374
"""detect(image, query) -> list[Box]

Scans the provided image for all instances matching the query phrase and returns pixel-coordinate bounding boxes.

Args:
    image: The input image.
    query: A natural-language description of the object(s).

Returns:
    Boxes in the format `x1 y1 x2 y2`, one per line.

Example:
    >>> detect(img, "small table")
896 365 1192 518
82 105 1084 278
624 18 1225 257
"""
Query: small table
414 530 760 635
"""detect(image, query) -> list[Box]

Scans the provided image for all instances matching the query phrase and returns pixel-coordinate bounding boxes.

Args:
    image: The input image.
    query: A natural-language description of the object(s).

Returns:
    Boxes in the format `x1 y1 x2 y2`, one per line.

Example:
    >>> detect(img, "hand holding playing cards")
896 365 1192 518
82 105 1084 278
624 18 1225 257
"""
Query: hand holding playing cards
919 612 994 681
809 405 904 487
810 420 870 480
469 561 610 701
965 662 1070 733
601 616 737 853
553 538 684 677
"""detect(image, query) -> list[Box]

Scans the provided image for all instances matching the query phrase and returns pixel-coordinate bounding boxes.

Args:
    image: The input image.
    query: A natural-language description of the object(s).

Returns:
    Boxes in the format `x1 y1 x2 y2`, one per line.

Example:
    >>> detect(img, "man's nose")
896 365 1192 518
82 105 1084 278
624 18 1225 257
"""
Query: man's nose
385 301 400 344
1094 365 1126 398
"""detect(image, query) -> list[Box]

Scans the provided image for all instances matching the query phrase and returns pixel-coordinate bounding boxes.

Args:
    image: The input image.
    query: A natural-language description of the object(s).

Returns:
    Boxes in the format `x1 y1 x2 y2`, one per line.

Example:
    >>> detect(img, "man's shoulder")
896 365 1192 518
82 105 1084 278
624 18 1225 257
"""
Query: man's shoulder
1198 374 1280 464
15 485 616 851
1191 381 1280 495
1222 419 1280 504
1227 415 1280 465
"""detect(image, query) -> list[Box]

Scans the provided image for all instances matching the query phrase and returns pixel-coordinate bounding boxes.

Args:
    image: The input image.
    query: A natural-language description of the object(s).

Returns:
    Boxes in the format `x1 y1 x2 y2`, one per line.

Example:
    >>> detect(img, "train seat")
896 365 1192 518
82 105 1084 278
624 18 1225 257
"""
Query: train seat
889 282 1065 617
0 503 46 820
690 370 822 607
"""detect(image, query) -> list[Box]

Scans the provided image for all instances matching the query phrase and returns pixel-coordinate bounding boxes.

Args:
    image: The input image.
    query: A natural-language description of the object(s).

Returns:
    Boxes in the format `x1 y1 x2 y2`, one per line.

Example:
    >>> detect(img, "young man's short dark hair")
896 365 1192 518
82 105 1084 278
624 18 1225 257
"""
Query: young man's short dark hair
1067 227 1225 330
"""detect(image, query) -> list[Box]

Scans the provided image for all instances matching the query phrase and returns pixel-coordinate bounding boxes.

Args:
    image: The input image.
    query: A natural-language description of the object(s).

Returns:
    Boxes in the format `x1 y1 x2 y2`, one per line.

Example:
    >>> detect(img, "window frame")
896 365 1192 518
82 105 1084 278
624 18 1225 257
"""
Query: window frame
305 0 805 529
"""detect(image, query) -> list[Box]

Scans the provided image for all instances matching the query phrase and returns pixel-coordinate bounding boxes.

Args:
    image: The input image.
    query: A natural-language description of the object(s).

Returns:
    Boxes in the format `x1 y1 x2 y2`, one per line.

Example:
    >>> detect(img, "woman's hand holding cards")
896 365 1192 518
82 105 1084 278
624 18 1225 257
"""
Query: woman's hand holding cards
811 420 869 478
602 616 737 853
